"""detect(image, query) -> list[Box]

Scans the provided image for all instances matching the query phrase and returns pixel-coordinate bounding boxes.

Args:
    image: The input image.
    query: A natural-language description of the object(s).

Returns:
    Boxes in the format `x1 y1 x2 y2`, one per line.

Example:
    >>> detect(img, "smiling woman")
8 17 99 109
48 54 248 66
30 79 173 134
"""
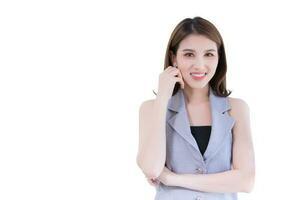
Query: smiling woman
171 34 219 88
137 16 255 200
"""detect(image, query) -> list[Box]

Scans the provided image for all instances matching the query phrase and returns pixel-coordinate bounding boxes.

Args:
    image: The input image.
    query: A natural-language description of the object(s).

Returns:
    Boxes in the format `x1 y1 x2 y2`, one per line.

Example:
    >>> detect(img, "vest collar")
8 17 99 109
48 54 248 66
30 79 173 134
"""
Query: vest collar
167 86 231 114
166 86 235 163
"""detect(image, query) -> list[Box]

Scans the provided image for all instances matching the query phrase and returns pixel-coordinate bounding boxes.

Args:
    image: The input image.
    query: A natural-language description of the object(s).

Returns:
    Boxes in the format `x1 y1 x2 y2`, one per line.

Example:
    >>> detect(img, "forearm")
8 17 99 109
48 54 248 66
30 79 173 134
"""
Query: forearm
174 169 254 193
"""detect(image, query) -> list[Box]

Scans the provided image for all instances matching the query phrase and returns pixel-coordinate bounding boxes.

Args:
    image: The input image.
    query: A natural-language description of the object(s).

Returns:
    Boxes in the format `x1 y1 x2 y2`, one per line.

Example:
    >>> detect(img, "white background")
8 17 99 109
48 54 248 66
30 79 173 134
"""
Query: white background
1 0 299 199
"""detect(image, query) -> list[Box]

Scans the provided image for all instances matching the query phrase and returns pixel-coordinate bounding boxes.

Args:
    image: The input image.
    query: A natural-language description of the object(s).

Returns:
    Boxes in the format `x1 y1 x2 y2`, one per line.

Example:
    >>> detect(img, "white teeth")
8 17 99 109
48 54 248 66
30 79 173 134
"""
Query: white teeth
191 73 206 77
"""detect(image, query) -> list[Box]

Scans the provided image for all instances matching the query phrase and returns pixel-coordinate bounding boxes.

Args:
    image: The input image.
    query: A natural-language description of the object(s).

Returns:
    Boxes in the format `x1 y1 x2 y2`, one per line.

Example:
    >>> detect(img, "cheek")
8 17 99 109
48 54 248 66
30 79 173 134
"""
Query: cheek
177 55 194 63
206 67 217 80
207 58 219 67
207 60 218 72
209 65 217 74
180 69 191 80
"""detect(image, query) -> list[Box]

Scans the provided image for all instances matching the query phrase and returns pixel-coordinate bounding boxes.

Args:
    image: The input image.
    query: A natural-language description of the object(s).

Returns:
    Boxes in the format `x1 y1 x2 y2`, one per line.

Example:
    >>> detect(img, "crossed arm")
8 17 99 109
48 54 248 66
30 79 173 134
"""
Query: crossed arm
151 98 255 193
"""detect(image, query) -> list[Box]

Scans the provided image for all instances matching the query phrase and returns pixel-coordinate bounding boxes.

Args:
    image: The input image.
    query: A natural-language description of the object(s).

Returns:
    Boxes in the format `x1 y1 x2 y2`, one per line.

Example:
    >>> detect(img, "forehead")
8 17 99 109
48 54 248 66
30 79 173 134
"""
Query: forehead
178 34 217 51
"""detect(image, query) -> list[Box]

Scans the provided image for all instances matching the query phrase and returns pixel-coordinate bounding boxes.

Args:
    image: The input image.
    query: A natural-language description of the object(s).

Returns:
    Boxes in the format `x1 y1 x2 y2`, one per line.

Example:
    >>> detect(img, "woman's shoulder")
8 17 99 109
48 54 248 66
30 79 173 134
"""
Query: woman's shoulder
228 97 250 120
228 97 249 108
139 99 156 113
140 98 156 107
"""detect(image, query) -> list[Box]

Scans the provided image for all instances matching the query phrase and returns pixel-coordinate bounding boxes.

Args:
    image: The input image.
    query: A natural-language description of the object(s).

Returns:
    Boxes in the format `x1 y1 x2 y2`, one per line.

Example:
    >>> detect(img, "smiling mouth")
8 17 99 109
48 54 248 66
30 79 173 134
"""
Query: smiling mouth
190 72 207 77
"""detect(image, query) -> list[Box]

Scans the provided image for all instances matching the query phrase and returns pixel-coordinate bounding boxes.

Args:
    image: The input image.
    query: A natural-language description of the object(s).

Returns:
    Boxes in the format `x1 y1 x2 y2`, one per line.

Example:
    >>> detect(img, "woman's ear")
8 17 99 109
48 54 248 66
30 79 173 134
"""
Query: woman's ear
169 51 177 66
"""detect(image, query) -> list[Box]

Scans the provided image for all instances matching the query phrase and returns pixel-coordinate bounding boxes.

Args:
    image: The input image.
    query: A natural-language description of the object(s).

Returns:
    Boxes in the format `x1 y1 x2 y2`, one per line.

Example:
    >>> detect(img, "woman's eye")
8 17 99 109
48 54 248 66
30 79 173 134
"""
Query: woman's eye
184 53 194 57
184 53 215 57
206 53 214 57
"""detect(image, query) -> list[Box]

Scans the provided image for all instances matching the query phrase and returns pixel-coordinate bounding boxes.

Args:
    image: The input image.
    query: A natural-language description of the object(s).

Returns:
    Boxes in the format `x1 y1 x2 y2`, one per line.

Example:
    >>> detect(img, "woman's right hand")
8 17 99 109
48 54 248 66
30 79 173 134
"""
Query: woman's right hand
157 66 185 100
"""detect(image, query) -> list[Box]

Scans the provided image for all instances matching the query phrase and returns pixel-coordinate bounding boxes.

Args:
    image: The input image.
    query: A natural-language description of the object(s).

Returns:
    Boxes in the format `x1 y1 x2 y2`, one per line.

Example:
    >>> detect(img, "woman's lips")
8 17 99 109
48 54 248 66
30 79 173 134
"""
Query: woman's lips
190 72 207 80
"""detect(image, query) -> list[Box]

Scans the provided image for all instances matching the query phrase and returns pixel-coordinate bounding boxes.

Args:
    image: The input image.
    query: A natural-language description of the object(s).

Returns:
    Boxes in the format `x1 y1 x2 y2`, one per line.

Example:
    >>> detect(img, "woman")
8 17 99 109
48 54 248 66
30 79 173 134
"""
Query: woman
136 16 255 200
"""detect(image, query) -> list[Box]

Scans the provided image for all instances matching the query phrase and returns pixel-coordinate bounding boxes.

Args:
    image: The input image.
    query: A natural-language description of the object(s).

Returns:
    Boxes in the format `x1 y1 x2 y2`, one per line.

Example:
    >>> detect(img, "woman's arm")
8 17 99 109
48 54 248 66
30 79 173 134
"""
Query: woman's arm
173 168 254 193
158 98 256 193
136 96 169 179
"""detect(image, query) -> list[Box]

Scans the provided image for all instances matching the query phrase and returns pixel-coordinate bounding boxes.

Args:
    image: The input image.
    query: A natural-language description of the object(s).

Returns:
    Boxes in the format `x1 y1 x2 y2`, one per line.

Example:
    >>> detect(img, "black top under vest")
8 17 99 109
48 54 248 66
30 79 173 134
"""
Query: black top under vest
190 125 211 155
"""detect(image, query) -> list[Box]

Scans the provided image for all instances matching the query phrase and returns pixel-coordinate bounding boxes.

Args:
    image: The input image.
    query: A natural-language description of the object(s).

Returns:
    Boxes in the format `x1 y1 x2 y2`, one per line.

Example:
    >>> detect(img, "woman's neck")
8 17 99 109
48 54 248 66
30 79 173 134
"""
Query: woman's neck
183 85 210 105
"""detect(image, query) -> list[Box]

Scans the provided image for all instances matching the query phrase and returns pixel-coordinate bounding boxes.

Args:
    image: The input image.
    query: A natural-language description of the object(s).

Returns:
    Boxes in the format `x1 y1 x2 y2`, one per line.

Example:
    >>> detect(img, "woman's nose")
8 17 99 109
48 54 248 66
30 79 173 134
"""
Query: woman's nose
192 60 205 68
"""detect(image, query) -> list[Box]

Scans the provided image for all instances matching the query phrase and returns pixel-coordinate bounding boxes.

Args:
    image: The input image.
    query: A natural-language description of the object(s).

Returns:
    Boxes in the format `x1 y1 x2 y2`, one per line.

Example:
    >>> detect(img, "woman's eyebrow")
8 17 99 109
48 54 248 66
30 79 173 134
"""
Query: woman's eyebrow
182 48 216 52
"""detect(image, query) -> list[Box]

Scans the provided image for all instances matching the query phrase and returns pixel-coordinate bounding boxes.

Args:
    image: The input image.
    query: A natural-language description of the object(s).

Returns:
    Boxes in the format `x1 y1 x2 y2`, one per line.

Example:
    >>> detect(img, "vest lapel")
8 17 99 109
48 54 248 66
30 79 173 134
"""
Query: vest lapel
167 86 235 162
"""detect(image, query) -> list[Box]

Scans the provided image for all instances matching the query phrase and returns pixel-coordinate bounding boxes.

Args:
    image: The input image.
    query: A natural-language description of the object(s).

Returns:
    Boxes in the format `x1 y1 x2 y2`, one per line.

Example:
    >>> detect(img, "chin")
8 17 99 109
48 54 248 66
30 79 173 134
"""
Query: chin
187 82 209 89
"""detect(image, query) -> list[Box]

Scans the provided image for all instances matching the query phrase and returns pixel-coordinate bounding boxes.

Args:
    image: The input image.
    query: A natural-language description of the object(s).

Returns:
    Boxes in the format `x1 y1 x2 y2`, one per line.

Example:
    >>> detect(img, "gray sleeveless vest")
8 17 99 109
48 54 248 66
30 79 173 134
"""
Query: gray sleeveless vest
155 86 237 200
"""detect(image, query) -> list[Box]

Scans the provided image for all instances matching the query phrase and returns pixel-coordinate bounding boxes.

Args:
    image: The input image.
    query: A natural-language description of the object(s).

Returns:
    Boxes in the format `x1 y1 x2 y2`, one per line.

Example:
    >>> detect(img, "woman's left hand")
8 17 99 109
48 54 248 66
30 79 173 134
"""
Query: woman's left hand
156 166 179 186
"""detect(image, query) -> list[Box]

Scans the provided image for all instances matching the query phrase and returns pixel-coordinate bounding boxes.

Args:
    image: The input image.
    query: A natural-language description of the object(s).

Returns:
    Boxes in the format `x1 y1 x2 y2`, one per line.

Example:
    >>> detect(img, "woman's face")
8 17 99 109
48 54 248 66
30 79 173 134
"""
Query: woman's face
172 34 219 89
